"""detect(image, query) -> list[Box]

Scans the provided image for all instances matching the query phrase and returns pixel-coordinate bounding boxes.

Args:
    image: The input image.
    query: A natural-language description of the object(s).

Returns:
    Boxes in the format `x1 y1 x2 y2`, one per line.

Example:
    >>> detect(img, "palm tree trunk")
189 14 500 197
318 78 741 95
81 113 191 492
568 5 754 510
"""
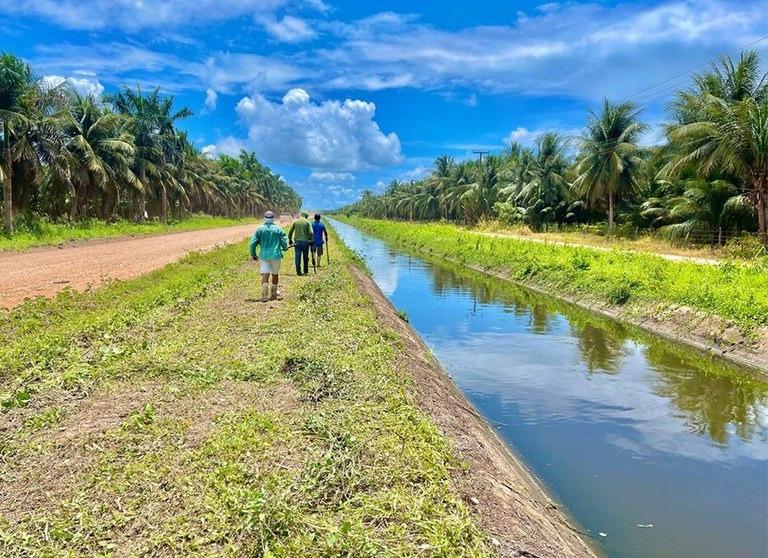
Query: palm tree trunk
608 190 614 229
757 189 767 246
69 181 78 221
137 166 147 222
160 181 169 224
2 141 13 234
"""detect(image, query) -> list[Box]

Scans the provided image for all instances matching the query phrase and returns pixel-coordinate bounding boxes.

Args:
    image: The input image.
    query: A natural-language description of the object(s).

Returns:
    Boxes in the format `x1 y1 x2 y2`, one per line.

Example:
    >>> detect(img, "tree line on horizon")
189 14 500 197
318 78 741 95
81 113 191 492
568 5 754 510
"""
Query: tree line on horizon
0 52 301 235
340 50 768 247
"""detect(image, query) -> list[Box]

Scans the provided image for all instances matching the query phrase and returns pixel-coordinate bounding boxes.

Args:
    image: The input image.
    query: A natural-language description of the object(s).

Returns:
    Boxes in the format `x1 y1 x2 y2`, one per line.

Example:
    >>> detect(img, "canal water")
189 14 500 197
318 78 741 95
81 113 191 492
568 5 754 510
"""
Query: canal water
330 219 768 558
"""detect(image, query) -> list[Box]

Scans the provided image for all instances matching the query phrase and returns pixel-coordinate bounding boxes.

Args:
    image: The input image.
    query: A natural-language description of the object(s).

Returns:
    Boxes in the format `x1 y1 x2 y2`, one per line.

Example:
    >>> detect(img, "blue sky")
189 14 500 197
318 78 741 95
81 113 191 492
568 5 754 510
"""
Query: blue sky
1 0 767 208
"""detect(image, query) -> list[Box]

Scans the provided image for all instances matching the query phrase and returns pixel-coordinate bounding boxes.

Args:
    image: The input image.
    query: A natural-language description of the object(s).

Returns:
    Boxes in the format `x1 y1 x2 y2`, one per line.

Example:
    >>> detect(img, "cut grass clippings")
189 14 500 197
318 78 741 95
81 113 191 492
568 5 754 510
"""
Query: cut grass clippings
0 214 255 252
0 232 490 556
336 217 768 334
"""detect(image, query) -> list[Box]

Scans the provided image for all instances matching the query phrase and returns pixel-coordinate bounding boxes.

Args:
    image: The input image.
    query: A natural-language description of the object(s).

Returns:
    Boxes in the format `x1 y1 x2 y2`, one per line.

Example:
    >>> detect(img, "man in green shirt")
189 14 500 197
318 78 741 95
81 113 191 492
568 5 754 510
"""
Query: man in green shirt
288 212 313 276
250 211 289 302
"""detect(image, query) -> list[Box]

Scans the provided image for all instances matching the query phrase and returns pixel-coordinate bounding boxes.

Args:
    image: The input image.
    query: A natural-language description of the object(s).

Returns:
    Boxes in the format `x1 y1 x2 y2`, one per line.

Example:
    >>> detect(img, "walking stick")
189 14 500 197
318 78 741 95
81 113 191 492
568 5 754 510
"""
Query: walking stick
311 247 317 274
326 242 330 265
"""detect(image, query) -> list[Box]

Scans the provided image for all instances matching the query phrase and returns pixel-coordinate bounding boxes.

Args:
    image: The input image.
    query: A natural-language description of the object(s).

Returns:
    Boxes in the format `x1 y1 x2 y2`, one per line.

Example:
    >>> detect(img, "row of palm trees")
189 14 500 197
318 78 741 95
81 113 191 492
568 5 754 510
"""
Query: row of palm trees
341 50 768 246
0 52 301 234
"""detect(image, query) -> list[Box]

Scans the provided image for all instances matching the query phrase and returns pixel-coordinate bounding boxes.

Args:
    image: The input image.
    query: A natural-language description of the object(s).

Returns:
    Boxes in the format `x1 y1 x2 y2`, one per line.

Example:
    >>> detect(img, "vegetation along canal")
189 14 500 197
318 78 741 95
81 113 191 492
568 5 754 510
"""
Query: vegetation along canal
330 218 768 558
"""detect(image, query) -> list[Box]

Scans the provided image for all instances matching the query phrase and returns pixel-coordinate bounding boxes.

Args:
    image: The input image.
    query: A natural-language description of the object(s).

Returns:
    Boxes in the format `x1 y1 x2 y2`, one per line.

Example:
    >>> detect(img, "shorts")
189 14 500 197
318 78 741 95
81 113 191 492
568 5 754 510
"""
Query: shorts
312 244 324 257
259 258 282 274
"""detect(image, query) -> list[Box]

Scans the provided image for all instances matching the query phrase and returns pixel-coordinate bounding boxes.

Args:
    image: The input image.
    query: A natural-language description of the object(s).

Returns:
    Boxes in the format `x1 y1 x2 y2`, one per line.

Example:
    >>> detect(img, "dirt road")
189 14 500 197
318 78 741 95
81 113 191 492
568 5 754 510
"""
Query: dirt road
0 224 257 308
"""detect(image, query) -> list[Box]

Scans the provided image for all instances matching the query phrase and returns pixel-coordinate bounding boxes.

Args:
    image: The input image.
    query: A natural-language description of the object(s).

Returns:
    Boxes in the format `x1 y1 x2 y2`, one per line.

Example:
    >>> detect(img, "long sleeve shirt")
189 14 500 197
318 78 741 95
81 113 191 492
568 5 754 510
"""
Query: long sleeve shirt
288 218 313 243
249 222 289 260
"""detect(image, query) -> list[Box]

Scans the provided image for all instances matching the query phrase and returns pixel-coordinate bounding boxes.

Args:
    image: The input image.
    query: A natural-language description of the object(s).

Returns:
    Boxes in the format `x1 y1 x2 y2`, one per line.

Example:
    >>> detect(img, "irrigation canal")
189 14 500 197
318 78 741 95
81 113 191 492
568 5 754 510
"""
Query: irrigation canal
330 218 768 558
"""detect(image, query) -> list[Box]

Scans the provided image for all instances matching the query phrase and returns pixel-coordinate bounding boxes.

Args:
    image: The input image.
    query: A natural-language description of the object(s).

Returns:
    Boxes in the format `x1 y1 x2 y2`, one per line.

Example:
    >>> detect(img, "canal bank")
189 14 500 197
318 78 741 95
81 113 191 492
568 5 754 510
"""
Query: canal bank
350 265 599 558
337 217 768 376
330 218 768 558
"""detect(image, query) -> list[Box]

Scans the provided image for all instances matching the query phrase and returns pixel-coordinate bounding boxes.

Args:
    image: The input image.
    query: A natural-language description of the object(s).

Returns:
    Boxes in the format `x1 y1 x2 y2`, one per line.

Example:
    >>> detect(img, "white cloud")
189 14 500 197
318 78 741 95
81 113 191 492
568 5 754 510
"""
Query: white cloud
234 88 403 171
1 0 322 32
204 88 217 110
204 136 245 157
399 165 430 181
504 127 535 145
309 171 355 183
260 15 316 43
41 74 104 97
504 126 582 147
313 1 768 99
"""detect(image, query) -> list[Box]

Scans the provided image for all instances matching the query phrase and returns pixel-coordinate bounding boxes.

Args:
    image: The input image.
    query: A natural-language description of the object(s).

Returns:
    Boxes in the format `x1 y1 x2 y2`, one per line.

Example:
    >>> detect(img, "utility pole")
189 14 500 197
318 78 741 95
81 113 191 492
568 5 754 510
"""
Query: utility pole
473 150 490 217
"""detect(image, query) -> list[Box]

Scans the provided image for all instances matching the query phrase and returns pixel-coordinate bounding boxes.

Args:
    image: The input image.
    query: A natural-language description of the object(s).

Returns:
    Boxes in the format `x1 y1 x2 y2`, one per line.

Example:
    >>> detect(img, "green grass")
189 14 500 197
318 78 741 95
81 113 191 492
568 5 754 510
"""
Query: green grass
0 231 489 556
337 217 768 333
0 214 254 251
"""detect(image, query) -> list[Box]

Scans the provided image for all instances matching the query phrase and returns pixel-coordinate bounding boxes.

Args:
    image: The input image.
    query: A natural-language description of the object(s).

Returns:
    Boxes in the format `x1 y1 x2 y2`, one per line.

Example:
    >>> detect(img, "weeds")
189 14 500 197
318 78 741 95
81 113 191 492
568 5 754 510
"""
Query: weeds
0 229 490 557
0 214 255 251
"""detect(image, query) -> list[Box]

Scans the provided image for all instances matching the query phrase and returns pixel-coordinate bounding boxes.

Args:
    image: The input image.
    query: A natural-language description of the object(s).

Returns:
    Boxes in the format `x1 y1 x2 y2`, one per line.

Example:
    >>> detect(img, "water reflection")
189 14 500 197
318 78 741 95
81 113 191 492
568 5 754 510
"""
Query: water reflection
645 346 768 445
396 243 768 446
332 219 768 558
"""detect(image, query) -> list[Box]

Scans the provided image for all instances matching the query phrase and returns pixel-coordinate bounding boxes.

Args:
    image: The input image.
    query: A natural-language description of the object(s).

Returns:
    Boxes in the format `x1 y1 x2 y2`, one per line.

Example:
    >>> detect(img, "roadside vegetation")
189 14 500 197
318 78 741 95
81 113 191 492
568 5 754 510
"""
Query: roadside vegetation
340 50 768 250
0 52 301 237
0 234 489 556
0 214 255 251
338 217 768 335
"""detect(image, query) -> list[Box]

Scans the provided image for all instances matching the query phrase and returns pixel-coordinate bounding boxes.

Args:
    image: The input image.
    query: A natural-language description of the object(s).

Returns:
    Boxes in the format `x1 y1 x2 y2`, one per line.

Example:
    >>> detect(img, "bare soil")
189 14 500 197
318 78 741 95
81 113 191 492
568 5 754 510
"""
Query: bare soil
0 224 256 308
350 267 599 558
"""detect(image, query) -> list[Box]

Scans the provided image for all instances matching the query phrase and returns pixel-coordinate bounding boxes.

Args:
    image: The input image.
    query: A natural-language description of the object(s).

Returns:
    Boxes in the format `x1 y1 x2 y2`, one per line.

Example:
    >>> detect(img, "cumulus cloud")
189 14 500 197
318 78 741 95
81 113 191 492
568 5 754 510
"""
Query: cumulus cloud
202 136 246 157
234 88 403 171
260 15 316 42
41 74 104 97
309 171 355 183
204 88 217 110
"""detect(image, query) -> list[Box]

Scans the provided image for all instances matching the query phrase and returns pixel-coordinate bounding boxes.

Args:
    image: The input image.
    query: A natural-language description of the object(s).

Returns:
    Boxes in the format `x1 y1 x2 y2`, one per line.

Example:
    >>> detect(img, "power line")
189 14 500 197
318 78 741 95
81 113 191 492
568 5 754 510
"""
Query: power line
622 34 768 104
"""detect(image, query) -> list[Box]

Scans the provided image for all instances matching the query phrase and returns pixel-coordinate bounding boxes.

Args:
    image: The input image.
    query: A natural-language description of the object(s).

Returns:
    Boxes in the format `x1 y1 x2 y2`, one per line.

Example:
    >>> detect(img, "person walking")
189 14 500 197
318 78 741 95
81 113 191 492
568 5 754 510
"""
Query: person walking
311 213 329 268
250 210 289 302
288 212 313 275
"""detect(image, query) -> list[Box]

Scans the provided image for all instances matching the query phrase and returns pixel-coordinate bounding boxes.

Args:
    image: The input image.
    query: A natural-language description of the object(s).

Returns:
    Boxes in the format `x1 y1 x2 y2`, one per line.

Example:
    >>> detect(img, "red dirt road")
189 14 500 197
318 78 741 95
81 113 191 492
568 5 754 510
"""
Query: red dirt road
0 224 257 308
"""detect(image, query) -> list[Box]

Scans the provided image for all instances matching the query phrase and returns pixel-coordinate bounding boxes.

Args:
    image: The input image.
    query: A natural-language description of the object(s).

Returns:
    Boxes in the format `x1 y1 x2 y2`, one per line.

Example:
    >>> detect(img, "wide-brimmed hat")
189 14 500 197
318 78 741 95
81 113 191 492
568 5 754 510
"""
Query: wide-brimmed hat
264 210 275 219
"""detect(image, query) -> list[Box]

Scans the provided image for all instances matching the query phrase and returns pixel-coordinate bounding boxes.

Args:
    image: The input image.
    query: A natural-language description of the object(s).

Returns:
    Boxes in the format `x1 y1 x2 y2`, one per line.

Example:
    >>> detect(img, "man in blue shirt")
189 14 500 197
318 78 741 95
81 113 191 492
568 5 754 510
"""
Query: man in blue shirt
311 213 329 268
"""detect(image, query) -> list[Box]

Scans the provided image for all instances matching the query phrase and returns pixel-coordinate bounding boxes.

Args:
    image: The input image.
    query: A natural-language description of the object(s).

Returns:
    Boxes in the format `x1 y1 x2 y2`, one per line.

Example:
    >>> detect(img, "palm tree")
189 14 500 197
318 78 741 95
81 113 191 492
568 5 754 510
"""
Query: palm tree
427 155 454 220
108 86 192 223
659 179 752 245
662 96 768 244
573 100 647 228
61 95 138 219
516 133 570 229
673 50 767 124
0 53 35 233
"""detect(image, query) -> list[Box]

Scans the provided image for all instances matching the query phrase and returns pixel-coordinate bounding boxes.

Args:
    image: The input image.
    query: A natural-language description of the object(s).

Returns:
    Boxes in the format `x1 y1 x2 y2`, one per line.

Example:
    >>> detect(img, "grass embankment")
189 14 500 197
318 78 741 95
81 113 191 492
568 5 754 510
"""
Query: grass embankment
337 217 768 343
0 214 255 251
473 222 767 262
0 235 490 555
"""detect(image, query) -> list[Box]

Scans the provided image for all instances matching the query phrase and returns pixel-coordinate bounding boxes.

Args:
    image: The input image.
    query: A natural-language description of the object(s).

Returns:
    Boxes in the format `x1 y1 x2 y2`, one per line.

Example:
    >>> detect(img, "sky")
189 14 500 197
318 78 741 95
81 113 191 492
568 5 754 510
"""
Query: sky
1 0 767 208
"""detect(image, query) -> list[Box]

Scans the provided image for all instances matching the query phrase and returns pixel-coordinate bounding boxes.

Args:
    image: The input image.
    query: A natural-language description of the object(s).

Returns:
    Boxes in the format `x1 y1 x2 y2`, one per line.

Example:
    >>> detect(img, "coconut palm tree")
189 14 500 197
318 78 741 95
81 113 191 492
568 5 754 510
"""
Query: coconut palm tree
427 155 454 220
673 50 767 124
108 86 192 223
662 96 768 244
659 179 752 245
61 95 138 219
0 53 35 233
572 100 647 228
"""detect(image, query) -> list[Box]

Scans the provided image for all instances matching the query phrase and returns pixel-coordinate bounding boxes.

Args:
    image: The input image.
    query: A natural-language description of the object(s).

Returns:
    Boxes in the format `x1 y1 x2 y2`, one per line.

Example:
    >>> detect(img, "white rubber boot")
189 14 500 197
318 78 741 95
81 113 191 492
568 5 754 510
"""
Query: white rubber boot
260 283 269 302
